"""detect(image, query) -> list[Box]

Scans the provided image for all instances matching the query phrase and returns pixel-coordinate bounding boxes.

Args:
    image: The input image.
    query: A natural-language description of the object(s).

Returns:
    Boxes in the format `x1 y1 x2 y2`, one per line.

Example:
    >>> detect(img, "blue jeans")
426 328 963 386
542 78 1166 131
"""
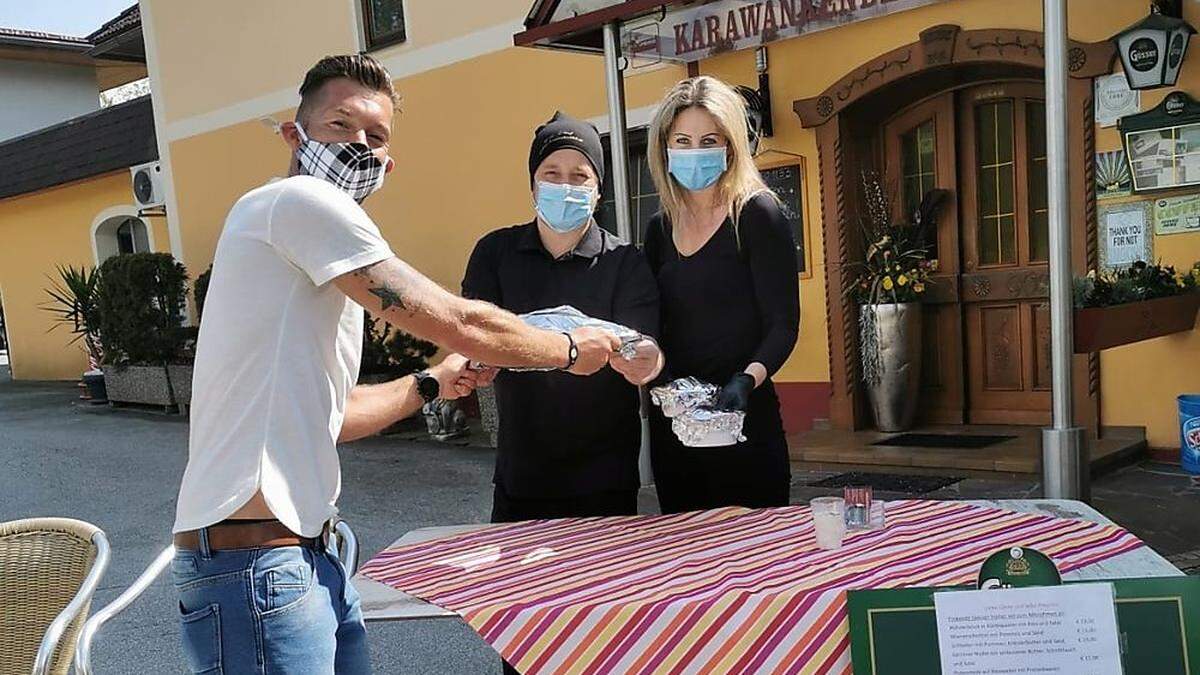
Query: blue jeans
172 532 370 674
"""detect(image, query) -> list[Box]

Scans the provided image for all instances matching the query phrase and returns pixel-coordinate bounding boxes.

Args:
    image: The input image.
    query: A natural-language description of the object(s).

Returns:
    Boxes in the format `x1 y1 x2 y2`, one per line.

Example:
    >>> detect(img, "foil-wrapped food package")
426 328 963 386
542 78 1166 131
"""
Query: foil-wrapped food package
493 306 644 372
650 377 746 447
649 377 718 418
671 408 748 448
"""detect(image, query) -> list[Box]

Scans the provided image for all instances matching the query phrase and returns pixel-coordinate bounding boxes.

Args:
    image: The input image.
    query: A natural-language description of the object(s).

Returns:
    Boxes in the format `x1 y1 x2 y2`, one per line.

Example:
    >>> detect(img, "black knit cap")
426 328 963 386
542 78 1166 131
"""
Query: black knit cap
528 111 605 187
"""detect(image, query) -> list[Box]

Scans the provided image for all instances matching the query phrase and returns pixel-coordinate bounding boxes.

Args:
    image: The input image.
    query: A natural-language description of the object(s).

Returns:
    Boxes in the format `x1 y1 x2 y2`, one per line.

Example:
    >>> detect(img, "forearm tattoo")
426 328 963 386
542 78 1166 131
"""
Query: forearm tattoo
353 268 410 314
368 286 407 312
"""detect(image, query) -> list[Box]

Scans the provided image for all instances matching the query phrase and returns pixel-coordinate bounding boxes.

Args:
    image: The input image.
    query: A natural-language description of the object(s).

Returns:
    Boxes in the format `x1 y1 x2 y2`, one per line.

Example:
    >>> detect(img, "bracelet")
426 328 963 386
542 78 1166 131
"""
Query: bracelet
562 332 579 370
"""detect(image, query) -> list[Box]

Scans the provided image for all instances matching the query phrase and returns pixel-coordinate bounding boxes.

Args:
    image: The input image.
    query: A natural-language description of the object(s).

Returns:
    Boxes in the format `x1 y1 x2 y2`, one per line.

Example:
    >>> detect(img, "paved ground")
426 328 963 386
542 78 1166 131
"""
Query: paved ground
2 367 1198 673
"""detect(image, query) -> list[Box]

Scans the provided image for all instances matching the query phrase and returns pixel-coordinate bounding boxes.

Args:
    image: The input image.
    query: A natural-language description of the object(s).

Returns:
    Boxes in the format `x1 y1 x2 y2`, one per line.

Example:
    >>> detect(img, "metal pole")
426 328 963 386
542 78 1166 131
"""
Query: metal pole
1042 0 1087 500
602 21 654 487
603 21 633 242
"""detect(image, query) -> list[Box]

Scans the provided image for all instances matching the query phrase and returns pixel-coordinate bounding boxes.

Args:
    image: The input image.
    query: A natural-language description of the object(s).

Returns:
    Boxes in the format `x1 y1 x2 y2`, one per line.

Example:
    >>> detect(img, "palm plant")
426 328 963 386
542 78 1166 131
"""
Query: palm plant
41 265 103 368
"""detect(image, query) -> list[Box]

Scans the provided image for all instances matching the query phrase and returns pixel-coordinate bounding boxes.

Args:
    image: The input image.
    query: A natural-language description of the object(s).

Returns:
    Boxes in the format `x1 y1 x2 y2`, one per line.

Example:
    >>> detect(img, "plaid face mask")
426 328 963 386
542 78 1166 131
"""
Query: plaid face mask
294 122 387 202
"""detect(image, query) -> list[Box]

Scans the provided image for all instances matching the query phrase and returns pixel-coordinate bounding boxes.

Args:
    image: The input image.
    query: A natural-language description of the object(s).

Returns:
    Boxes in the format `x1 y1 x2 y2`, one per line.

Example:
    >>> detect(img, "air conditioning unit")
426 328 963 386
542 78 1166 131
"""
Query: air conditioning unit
130 161 165 208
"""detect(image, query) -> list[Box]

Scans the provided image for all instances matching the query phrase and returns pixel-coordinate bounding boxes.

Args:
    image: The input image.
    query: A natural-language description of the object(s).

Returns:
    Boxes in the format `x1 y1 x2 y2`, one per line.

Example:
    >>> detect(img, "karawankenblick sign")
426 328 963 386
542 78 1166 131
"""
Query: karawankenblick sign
623 0 948 61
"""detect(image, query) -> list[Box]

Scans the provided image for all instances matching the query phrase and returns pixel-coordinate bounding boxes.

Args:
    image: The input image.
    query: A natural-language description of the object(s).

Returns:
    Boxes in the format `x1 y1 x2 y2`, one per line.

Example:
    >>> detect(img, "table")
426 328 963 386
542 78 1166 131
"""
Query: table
353 499 1181 623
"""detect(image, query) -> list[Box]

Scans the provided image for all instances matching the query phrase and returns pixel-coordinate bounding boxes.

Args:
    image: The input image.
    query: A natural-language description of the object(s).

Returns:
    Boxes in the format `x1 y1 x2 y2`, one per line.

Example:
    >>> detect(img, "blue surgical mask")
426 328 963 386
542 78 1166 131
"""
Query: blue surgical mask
535 181 596 233
667 147 728 191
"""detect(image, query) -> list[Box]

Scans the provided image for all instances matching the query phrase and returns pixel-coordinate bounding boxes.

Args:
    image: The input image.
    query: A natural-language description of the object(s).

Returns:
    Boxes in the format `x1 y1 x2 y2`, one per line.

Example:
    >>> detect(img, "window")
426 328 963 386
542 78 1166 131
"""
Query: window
597 130 660 245
94 215 150 262
975 100 1017 266
362 0 406 51
900 120 937 217
1026 101 1049 262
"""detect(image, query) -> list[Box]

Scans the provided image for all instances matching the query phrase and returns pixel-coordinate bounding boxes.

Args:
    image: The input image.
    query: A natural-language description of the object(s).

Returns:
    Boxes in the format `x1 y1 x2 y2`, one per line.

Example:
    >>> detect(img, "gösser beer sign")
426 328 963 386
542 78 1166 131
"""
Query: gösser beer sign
1114 8 1196 90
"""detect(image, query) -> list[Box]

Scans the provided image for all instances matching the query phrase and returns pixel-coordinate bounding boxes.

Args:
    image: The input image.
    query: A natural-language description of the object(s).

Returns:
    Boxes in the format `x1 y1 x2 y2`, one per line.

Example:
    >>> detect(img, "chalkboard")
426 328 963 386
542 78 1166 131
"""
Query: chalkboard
761 163 806 273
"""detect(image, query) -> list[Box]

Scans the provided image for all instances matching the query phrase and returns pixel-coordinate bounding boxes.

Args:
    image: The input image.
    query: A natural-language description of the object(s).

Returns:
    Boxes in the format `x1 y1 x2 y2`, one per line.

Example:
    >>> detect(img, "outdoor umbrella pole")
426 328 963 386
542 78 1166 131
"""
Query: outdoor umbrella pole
1042 0 1088 500
602 20 654 487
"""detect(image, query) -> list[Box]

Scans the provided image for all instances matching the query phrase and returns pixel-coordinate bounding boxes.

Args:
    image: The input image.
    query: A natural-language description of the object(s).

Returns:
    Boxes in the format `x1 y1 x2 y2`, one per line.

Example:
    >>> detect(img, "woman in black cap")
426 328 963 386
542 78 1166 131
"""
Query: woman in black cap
643 76 800 513
460 111 663 525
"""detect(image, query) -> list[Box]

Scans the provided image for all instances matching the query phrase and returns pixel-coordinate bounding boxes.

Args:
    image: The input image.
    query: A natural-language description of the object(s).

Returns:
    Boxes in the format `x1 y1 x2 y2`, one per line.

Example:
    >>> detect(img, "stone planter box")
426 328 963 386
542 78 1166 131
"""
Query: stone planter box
102 364 176 408
1073 293 1200 353
477 385 498 448
169 364 193 410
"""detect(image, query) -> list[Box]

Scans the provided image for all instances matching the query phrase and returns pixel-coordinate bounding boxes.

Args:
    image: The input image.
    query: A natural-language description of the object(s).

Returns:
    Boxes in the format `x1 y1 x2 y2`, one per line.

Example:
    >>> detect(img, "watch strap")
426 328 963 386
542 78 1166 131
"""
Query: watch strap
563 332 579 370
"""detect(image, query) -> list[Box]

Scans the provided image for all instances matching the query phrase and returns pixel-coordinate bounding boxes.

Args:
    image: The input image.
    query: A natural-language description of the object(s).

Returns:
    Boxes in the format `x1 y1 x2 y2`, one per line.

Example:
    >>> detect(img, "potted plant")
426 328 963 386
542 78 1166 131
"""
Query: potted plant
1072 260 1200 353
95 253 190 411
41 265 106 402
847 173 947 432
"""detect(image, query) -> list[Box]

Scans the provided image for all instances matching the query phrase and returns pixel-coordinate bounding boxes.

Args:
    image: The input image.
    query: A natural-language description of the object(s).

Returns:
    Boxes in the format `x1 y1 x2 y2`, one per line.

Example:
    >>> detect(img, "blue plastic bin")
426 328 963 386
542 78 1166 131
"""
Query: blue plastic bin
1181 394 1200 475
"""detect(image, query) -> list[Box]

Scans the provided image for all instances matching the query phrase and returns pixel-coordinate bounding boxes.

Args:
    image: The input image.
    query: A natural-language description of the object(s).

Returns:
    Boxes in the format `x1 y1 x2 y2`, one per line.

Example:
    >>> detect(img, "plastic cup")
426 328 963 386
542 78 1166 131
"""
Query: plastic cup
810 496 846 550
868 501 886 530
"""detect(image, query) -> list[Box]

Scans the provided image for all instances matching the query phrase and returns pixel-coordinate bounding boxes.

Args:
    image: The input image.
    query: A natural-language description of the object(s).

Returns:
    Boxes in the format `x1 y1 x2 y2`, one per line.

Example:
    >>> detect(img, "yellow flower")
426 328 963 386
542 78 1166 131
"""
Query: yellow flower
882 276 894 290
913 282 926 293
928 259 939 271
897 274 909 286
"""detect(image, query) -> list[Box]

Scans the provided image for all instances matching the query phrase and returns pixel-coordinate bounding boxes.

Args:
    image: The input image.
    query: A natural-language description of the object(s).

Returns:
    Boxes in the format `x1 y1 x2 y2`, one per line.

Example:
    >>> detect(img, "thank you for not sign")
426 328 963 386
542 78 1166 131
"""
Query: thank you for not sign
933 583 1123 675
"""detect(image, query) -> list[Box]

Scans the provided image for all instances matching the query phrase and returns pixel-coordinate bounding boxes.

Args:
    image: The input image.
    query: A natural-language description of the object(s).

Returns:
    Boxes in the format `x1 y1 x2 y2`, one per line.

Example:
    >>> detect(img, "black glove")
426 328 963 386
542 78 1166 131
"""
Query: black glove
715 373 755 412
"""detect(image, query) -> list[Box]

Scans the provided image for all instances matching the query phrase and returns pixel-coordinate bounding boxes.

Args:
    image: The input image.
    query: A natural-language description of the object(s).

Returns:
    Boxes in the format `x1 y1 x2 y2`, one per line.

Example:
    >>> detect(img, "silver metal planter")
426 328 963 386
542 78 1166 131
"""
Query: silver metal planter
860 303 923 432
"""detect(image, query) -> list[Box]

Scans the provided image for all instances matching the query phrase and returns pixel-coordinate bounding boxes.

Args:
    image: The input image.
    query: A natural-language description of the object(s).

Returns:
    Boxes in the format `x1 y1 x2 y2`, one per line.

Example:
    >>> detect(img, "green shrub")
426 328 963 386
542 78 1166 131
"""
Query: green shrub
360 314 437 380
96 253 190 366
194 265 213 323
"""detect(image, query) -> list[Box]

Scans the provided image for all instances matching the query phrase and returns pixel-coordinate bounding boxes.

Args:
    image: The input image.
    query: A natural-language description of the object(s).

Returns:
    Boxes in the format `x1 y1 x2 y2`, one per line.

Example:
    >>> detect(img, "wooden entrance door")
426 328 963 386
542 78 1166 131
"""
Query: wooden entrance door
883 82 1051 426
883 93 964 424
958 83 1051 425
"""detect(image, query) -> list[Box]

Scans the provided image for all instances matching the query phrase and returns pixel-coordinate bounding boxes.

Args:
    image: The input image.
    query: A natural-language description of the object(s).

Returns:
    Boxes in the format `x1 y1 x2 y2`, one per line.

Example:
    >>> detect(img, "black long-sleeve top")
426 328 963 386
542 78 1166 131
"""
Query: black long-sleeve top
643 192 800 386
462 221 660 498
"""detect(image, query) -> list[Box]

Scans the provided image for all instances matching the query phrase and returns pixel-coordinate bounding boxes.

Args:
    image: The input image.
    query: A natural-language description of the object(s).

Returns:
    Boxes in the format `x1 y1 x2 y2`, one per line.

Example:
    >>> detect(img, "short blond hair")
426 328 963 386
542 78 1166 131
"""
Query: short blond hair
647 76 772 239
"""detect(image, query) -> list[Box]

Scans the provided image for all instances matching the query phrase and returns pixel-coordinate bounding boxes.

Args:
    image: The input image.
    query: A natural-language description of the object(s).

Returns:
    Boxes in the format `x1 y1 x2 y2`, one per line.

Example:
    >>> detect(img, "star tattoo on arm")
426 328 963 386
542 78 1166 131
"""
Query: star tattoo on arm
368 286 408 312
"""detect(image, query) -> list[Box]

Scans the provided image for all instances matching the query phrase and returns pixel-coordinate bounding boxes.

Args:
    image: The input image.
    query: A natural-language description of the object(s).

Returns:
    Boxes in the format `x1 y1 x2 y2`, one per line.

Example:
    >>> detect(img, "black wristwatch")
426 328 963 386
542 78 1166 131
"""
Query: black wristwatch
563 332 579 370
415 370 440 403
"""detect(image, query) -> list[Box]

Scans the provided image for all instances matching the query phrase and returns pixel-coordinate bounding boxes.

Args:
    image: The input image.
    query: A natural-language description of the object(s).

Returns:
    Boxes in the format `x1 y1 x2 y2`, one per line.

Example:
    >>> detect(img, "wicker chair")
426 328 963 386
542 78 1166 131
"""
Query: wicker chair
0 518 110 675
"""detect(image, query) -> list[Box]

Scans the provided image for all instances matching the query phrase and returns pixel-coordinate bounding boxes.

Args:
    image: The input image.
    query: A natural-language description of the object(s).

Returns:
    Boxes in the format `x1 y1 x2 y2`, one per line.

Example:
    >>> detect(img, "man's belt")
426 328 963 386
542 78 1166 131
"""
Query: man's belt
174 519 322 551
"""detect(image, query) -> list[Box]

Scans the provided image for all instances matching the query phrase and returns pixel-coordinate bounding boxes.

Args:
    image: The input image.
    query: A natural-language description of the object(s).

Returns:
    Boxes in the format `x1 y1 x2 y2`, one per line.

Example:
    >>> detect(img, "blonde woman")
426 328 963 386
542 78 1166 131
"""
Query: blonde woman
643 76 800 513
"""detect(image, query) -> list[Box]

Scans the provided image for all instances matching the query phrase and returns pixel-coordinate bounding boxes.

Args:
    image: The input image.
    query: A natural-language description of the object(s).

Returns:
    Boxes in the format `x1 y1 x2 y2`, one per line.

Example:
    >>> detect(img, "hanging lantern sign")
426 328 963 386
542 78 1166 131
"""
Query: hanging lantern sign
1114 7 1196 90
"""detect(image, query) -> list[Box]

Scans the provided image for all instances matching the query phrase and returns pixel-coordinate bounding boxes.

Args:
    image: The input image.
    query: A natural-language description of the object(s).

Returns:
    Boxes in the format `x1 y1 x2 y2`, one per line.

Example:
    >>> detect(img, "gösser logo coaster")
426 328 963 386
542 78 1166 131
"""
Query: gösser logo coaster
977 546 1063 589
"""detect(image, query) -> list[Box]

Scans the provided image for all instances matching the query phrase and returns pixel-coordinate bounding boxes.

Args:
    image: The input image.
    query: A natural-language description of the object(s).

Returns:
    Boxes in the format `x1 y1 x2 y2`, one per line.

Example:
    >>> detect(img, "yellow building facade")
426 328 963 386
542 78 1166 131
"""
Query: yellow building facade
130 0 1198 450
0 171 170 380
0 10 156 381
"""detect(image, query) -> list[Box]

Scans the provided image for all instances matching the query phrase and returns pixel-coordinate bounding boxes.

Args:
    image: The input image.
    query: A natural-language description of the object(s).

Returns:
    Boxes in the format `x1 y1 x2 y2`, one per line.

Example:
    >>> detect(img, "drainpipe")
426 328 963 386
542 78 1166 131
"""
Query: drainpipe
1042 0 1088 500
602 21 655 487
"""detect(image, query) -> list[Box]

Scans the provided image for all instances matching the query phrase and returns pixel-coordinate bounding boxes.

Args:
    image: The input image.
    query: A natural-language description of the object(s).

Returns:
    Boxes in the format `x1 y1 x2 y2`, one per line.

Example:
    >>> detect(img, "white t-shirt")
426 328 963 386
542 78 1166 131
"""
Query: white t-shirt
173 175 394 537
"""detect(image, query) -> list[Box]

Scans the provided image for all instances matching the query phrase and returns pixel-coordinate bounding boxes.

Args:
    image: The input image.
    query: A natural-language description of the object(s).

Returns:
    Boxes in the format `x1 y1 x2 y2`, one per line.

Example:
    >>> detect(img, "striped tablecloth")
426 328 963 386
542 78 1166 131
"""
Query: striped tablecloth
359 500 1143 674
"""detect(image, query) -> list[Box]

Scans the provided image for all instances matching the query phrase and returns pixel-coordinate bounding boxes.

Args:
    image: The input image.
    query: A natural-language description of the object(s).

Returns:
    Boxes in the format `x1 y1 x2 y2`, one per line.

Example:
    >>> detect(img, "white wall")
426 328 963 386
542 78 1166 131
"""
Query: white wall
0 59 100 142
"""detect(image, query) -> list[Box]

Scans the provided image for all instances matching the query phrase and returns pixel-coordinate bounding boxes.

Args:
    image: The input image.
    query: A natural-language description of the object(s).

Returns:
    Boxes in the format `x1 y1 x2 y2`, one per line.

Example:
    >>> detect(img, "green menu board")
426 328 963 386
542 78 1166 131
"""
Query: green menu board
848 577 1200 675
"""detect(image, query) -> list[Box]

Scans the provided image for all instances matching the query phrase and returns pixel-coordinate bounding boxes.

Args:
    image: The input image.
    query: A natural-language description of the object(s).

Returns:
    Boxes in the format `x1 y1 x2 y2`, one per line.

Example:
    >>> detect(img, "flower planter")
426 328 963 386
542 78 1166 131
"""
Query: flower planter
1073 293 1200 353
82 370 107 404
860 302 923 432
102 364 175 408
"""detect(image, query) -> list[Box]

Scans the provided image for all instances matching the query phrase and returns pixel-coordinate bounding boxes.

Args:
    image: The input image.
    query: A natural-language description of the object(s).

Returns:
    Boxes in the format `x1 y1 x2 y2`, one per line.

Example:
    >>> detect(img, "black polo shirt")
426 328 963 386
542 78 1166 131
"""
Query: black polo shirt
462 220 660 499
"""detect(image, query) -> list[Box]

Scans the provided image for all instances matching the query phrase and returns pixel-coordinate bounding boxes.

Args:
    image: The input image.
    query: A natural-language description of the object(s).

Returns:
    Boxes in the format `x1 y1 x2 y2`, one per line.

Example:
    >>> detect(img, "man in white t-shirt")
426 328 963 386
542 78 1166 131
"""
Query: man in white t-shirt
170 54 619 675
